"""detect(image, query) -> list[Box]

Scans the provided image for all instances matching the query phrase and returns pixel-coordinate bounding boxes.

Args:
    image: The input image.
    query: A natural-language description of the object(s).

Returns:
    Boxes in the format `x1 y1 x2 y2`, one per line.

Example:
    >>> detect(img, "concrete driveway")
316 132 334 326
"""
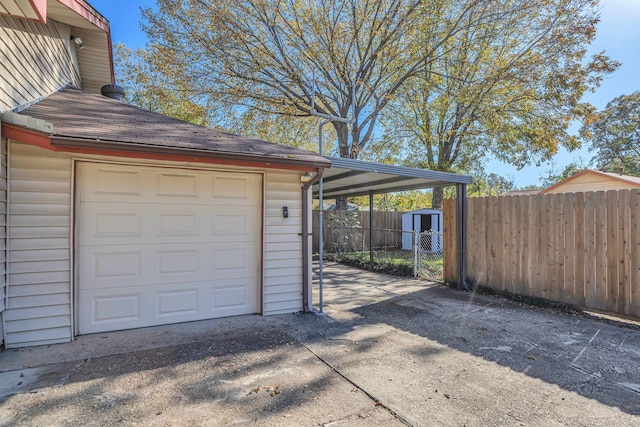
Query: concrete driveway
1 262 639 426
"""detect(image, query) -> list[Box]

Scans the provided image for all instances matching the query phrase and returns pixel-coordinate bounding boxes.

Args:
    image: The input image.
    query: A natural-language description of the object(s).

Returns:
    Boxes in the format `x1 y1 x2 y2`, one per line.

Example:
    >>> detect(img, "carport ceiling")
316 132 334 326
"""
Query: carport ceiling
313 157 472 199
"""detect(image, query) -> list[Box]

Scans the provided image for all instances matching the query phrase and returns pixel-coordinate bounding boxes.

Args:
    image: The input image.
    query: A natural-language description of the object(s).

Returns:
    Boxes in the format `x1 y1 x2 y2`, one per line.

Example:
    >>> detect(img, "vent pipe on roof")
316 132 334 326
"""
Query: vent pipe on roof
101 84 125 101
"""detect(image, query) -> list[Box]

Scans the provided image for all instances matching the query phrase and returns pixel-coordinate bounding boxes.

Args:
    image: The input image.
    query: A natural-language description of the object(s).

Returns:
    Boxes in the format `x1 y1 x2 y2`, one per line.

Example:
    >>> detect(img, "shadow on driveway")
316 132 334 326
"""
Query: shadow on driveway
1 261 639 426
312 262 640 420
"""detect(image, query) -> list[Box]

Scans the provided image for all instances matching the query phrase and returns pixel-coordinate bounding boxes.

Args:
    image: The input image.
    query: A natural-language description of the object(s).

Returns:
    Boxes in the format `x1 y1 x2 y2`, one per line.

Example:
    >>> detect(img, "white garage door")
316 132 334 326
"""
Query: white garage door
76 162 262 334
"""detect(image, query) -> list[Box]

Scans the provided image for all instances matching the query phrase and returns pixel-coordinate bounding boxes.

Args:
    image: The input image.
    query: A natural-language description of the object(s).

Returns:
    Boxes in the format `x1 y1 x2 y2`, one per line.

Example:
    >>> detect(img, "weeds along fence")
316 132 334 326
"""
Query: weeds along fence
443 190 640 318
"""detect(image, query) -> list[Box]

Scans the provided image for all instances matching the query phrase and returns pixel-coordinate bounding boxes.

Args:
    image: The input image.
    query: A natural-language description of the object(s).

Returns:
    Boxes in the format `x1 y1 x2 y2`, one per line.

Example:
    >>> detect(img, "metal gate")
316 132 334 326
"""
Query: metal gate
415 229 444 281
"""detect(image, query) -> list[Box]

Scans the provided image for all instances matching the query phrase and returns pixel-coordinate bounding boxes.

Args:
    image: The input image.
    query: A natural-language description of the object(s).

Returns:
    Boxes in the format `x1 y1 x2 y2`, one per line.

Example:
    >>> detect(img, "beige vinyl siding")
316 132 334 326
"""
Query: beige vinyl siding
4 142 72 348
263 172 304 315
546 173 640 194
0 15 81 112
71 27 111 93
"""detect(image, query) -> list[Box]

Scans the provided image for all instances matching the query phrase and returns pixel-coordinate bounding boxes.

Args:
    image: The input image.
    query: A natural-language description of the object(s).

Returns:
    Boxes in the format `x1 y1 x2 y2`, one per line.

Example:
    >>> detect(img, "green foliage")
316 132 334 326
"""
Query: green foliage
113 43 209 126
125 0 616 206
520 184 544 191
225 107 325 152
139 0 616 169
379 0 617 206
327 211 362 256
338 251 415 277
349 191 433 212
468 172 516 197
141 0 430 159
581 91 640 177
540 159 588 188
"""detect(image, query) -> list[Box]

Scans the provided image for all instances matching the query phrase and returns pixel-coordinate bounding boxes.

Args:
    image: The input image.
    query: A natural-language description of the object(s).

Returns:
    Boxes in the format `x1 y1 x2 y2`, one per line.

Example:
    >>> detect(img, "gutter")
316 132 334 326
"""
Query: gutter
301 168 324 312
50 136 331 169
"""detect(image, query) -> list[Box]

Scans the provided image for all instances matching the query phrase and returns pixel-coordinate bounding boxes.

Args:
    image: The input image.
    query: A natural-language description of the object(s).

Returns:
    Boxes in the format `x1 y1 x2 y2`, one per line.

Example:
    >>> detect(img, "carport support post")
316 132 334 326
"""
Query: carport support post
369 191 374 270
455 183 467 290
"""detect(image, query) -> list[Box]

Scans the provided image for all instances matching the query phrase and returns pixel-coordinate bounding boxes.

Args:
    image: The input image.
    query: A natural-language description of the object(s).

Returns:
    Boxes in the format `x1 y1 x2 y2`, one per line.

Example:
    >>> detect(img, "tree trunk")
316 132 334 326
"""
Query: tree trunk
333 122 350 157
334 197 348 210
332 121 351 209
432 187 444 209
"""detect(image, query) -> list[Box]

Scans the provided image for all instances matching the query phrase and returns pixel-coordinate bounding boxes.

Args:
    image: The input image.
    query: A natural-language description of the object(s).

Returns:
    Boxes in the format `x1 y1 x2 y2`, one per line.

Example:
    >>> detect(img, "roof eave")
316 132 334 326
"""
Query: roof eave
50 135 331 170
325 156 472 184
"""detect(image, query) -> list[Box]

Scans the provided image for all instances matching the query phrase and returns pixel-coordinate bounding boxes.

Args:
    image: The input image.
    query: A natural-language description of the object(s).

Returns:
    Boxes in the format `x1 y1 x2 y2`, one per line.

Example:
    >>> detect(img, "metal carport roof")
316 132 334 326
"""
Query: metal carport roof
305 156 471 314
312 156 472 199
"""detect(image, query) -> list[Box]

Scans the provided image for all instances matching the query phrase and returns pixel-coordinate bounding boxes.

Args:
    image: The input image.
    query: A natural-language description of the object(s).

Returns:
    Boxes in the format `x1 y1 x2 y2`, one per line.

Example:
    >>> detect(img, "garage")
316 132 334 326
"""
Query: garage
76 162 262 334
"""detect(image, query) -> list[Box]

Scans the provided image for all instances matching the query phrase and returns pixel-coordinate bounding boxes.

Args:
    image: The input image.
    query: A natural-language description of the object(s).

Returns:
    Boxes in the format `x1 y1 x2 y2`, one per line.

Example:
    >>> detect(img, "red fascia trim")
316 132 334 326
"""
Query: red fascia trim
58 146 319 171
57 0 110 32
29 0 47 23
0 0 46 23
107 28 115 84
1 123 51 148
1 124 318 172
0 11 39 22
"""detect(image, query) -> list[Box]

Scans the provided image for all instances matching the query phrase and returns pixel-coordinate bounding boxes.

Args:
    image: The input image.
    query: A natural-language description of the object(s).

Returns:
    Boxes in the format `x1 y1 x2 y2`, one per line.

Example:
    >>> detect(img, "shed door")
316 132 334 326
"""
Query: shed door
76 162 262 334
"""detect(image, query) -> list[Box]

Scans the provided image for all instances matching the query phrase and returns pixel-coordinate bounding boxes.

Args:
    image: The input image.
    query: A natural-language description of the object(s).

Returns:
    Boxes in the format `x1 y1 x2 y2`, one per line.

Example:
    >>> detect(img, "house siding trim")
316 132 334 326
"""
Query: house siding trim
0 131 7 346
5 141 73 348
541 169 640 194
0 15 81 112
4 141 306 348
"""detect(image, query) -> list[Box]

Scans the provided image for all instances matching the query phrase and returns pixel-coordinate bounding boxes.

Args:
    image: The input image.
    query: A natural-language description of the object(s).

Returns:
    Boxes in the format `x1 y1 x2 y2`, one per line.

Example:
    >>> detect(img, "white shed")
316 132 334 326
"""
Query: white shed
401 208 443 251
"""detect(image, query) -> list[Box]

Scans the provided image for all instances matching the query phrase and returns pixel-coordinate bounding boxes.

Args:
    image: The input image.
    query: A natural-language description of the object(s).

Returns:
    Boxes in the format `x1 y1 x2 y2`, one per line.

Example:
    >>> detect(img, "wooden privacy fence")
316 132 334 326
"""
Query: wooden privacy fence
312 210 403 252
443 190 640 318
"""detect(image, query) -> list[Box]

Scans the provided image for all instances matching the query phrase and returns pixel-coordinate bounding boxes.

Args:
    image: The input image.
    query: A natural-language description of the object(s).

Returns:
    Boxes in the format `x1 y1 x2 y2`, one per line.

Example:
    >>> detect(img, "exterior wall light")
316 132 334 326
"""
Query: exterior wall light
70 35 84 49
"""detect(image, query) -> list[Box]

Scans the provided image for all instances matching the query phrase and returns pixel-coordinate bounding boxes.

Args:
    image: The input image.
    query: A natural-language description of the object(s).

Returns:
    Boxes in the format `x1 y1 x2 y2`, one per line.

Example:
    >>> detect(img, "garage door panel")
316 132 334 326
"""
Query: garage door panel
80 279 258 333
157 249 199 276
79 204 145 244
89 292 141 324
78 162 262 334
79 165 147 201
82 242 257 289
211 247 250 274
210 278 257 312
156 172 199 198
78 163 262 206
80 246 147 288
157 212 199 237
156 289 199 317
212 175 251 199
212 207 260 238
81 204 259 245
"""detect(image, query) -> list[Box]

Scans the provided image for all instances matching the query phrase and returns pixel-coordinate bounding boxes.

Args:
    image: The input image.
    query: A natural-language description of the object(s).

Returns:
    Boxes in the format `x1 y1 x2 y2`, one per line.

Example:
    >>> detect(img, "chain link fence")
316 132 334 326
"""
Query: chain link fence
316 221 443 281
416 229 444 281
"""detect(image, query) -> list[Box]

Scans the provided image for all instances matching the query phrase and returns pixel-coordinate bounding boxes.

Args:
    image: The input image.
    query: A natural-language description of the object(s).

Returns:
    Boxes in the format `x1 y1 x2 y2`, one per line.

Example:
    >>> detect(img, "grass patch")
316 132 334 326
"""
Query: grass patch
327 249 444 279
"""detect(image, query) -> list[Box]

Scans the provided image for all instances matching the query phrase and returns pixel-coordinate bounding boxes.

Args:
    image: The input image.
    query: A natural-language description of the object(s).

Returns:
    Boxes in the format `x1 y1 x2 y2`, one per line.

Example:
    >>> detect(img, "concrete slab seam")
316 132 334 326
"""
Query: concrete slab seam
299 341 414 427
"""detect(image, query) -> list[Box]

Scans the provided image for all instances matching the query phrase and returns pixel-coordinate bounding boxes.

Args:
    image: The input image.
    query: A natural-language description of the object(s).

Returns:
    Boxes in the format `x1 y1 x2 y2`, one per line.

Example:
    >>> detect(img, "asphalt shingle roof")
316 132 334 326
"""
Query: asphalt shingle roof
20 88 329 168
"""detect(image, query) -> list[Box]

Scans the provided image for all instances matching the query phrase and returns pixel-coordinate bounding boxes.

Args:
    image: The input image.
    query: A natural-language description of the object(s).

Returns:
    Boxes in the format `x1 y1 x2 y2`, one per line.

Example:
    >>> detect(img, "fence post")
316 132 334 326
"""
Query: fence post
456 184 467 290
369 192 374 270
414 231 419 277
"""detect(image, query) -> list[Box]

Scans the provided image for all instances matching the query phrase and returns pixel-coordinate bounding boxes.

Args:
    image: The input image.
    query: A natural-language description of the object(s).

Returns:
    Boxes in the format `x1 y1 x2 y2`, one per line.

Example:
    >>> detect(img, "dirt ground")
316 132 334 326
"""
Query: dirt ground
1 262 639 426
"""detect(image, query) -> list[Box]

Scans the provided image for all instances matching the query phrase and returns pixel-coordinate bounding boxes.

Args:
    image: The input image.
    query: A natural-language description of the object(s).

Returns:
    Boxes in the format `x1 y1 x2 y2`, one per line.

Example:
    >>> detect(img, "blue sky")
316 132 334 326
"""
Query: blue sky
91 0 640 187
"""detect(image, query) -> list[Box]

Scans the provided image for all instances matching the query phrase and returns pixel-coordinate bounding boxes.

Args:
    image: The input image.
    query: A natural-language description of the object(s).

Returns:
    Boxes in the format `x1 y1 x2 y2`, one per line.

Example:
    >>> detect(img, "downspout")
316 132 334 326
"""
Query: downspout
302 168 324 312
